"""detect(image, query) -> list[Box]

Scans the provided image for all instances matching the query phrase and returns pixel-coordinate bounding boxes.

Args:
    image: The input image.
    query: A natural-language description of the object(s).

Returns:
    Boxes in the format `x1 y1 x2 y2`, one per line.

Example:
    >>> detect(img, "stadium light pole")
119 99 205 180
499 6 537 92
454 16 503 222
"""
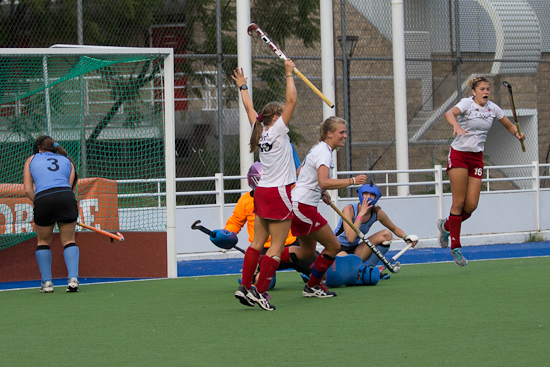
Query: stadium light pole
337 34 359 174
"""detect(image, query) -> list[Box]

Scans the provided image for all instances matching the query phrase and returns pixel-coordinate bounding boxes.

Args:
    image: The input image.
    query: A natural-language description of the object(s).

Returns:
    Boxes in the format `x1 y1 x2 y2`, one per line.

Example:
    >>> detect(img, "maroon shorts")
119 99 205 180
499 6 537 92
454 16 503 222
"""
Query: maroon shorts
253 184 293 220
290 202 328 236
447 147 484 178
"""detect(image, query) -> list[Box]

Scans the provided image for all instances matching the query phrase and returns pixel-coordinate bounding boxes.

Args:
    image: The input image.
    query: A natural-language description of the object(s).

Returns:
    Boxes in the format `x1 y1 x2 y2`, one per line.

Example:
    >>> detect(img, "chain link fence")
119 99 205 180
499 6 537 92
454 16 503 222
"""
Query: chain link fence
1 0 549 204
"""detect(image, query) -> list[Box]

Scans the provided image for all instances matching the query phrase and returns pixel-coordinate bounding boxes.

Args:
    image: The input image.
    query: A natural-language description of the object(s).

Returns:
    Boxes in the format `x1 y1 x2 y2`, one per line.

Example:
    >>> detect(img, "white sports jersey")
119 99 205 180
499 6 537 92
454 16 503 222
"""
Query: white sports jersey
257 116 297 187
292 141 333 207
451 97 505 152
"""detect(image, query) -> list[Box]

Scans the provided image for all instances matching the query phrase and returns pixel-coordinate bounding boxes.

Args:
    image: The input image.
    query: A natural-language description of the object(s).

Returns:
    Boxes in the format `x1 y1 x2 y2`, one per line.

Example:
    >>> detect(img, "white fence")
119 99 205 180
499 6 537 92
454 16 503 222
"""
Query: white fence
116 162 550 260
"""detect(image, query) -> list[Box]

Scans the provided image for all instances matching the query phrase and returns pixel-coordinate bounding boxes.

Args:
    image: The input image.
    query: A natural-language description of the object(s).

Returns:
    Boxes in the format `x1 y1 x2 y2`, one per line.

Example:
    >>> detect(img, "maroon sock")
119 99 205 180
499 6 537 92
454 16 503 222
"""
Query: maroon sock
255 256 279 294
280 247 291 263
444 218 450 232
241 247 261 289
448 214 462 249
307 254 334 288
461 210 471 222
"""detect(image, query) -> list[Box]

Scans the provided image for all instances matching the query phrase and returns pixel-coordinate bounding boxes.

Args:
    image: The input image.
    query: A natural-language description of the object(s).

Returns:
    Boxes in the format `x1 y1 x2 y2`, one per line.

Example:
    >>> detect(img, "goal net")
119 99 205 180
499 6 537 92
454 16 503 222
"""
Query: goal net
0 47 176 273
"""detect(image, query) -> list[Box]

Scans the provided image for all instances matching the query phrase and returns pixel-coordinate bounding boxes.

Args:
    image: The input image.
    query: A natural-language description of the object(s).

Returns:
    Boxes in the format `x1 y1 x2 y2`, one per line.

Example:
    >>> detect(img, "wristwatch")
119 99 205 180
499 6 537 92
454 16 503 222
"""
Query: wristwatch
239 85 248 91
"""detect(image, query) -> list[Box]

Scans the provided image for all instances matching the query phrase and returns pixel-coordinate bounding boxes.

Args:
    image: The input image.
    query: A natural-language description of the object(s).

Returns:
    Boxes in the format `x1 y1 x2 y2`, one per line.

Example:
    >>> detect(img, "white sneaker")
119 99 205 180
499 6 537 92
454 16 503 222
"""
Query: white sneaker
40 280 54 293
451 248 468 267
303 284 337 298
66 277 79 292
246 287 275 311
437 219 450 248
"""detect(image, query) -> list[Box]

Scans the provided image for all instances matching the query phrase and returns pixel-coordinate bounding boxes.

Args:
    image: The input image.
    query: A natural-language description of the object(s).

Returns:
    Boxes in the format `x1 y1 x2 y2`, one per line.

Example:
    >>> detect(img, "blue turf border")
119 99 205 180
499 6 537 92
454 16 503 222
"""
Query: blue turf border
2 242 550 291
176 242 550 278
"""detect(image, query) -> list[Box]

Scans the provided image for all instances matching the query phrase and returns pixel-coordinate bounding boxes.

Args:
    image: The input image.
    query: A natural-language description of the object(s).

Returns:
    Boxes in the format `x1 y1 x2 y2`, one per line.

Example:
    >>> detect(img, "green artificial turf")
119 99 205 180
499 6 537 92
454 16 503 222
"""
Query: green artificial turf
1 257 549 367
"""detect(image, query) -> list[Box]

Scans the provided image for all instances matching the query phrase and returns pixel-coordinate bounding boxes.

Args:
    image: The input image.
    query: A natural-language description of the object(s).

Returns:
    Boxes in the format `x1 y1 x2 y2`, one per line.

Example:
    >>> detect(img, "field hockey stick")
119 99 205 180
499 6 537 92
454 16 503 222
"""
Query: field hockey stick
191 220 245 254
502 81 526 153
378 243 413 273
77 222 124 242
327 201 400 273
247 23 335 109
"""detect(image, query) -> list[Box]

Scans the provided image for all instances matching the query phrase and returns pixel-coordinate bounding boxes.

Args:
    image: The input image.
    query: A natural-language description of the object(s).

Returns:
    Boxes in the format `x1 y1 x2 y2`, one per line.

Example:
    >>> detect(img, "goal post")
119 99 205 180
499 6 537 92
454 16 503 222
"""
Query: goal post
0 46 177 278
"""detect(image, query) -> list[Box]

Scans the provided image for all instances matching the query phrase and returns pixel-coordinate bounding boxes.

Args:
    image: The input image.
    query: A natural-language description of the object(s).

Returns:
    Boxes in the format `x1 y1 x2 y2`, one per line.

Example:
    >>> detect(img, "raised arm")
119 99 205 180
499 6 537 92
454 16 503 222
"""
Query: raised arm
280 58 297 126
231 67 258 126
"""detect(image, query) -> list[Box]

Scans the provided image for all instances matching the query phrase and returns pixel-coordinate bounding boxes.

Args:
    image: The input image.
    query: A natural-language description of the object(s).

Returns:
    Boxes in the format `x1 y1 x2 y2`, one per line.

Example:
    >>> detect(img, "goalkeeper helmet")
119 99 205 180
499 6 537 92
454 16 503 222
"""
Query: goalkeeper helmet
247 162 263 190
358 182 382 207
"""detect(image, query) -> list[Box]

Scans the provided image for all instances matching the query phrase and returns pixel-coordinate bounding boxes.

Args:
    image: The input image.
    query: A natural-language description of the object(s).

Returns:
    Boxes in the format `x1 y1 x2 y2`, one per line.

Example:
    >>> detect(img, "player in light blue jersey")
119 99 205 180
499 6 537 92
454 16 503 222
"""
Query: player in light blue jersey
334 183 418 279
23 135 80 293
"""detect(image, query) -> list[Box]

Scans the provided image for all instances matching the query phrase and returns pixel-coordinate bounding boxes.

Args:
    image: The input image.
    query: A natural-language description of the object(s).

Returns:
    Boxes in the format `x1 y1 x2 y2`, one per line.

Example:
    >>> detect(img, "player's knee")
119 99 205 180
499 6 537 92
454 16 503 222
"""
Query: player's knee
451 203 465 213
301 247 316 259
381 229 392 242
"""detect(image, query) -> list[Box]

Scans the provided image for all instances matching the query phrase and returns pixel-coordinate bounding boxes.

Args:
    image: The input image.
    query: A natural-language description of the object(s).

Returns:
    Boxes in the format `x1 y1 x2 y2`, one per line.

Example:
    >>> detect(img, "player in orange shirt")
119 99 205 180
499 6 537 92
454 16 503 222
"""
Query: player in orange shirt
225 162 315 287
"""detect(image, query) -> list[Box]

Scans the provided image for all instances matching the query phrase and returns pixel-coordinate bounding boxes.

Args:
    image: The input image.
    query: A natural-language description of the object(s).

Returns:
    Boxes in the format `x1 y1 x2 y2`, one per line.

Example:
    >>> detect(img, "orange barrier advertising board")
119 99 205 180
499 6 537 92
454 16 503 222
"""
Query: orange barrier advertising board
0 178 119 234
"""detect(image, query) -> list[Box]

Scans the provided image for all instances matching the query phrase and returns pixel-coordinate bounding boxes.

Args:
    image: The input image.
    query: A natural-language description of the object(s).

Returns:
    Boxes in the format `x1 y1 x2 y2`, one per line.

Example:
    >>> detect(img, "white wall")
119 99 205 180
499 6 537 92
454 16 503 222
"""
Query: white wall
163 188 550 260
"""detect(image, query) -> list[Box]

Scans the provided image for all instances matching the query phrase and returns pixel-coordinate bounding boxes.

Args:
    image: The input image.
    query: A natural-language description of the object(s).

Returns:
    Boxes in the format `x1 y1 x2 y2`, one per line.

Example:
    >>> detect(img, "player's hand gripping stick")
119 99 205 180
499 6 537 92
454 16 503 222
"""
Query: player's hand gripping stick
327 201 401 273
247 23 335 109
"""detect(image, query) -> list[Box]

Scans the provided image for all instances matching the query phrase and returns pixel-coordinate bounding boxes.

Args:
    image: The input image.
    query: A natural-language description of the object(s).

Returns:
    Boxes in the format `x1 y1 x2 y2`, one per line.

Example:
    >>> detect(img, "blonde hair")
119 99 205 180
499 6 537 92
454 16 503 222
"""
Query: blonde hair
249 102 284 153
468 76 489 90
318 116 346 142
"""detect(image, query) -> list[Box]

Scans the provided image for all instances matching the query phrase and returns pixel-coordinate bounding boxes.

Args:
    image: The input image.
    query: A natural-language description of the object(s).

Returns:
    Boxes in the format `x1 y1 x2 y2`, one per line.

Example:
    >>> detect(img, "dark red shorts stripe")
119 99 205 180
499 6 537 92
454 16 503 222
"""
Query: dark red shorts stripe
253 184 293 220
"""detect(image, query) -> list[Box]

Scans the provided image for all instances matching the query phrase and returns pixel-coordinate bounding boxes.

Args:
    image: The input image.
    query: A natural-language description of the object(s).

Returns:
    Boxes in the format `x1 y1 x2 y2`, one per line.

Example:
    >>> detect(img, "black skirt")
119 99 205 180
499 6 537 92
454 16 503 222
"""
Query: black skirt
33 187 78 226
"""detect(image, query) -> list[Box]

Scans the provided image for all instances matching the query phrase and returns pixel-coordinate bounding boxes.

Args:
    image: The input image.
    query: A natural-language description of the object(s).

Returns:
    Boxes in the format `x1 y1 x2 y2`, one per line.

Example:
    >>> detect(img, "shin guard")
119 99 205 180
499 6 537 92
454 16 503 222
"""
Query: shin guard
307 253 334 288
448 214 462 249
255 255 280 294
241 247 261 289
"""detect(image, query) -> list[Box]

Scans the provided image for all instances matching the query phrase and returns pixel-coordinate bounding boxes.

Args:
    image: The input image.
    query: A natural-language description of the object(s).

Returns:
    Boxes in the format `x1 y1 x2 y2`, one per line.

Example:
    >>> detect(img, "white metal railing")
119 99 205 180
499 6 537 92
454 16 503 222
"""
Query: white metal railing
115 162 550 209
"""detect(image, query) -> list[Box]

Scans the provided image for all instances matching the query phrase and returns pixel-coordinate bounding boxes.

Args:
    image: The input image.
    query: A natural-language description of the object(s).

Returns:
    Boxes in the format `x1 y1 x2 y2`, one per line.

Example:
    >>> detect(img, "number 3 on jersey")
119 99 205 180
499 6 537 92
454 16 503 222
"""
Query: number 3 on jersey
47 158 60 172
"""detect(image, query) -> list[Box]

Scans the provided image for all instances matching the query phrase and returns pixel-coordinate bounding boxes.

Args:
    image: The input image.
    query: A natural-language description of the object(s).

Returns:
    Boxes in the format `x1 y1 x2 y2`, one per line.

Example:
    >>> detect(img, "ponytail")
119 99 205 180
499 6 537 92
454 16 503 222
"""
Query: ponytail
249 119 263 153
249 102 284 153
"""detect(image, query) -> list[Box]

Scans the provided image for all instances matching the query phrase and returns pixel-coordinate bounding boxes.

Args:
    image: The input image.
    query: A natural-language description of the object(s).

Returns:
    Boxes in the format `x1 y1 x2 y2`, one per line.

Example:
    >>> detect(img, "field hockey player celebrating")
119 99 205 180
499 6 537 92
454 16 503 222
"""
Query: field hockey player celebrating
438 76 526 266
290 117 367 298
224 161 316 288
231 58 297 311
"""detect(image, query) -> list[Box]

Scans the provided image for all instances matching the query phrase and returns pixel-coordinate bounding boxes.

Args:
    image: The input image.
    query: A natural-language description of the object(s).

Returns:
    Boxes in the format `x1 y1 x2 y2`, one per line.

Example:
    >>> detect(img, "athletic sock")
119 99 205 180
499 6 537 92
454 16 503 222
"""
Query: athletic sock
280 246 291 263
255 256 279 294
36 245 52 282
307 253 334 288
365 243 390 267
241 247 261 290
461 210 472 222
448 214 462 249
63 243 79 279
